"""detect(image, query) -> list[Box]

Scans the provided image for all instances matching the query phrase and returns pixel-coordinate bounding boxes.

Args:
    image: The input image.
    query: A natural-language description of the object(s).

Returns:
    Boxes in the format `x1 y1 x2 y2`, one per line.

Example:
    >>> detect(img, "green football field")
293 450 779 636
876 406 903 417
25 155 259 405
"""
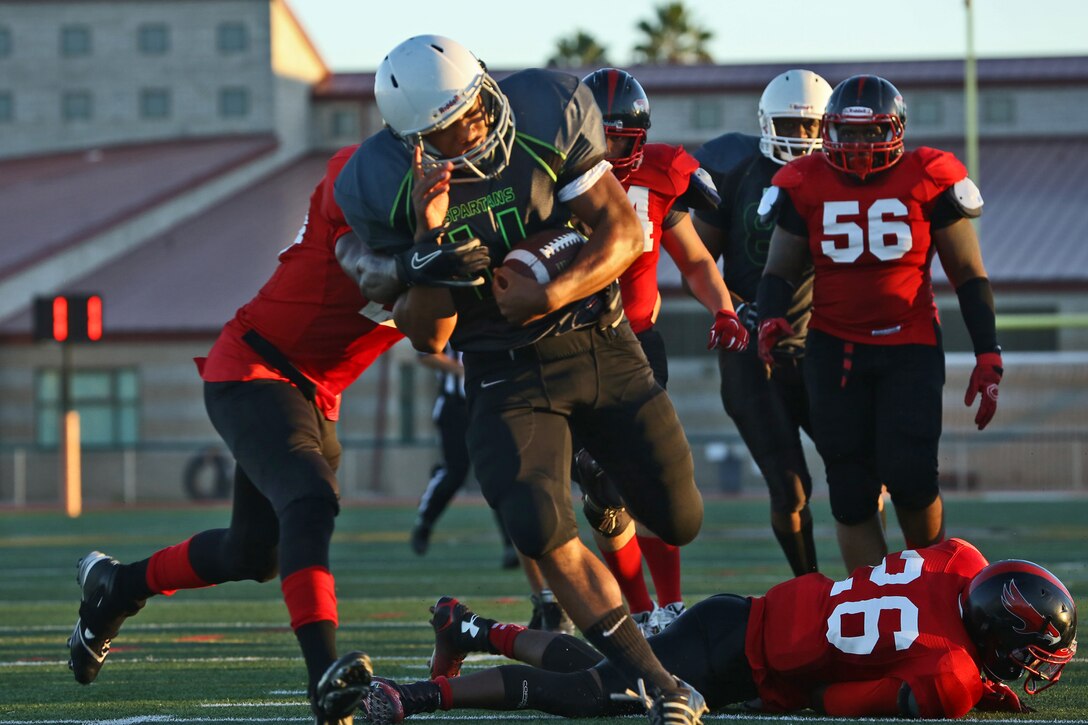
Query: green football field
1 494 1085 724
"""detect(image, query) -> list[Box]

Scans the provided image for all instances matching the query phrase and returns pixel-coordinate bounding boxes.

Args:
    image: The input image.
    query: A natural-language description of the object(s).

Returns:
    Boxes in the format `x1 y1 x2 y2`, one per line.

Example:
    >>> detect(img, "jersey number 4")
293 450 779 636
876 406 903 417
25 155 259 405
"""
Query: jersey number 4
825 550 924 655
821 199 913 263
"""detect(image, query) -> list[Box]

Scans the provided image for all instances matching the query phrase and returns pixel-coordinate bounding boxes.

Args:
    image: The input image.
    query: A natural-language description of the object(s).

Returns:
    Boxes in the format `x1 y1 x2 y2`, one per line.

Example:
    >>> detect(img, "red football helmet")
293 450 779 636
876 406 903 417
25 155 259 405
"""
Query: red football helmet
582 68 650 182
962 560 1078 694
821 75 906 180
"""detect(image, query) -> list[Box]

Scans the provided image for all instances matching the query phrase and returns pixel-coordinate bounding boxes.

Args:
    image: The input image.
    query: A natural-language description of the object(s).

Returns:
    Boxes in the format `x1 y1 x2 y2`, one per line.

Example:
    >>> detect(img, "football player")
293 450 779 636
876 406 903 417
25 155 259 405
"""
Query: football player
333 35 707 724
693 69 833 578
67 146 407 724
357 539 1077 721
755 75 1003 572
575 67 747 637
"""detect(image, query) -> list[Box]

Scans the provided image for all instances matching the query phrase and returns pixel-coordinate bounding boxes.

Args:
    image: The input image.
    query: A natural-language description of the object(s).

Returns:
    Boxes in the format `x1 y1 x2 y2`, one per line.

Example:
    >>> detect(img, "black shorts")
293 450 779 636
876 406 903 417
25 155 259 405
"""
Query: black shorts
803 329 945 522
462 323 700 557
636 327 669 388
595 594 757 711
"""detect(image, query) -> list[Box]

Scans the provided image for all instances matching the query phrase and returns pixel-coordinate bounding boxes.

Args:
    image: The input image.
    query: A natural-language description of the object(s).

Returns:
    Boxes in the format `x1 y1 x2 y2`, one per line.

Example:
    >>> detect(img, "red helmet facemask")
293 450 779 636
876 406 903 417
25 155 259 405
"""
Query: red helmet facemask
822 115 905 181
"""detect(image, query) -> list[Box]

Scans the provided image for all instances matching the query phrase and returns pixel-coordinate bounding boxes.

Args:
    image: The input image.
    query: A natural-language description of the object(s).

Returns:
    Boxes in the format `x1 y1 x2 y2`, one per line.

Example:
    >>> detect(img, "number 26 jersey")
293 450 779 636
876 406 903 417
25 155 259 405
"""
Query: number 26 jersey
746 538 987 718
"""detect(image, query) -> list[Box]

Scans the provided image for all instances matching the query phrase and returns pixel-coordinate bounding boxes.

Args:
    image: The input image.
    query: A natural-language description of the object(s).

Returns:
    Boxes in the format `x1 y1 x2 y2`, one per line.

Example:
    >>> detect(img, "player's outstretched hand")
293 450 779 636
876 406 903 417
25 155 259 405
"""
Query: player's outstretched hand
757 317 793 364
708 309 749 352
394 238 491 288
964 351 1003 430
976 679 1034 713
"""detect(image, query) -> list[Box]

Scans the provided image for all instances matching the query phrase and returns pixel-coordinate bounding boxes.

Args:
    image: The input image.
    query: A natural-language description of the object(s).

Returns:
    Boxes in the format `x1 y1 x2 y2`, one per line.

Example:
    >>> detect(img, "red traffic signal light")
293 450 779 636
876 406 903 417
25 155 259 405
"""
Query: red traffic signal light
33 294 103 342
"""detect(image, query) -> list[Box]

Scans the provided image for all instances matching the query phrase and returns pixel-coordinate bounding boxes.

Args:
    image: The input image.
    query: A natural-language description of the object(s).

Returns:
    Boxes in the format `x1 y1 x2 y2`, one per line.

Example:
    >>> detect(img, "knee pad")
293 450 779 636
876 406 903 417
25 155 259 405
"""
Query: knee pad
497 484 575 560
278 495 339 575
887 481 940 512
827 464 882 526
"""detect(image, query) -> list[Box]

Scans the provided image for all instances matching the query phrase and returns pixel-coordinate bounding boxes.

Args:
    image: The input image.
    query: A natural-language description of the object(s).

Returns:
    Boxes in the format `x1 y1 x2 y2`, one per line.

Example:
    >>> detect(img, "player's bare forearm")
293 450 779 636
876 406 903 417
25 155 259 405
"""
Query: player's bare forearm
934 218 988 287
663 219 734 314
335 232 404 304
393 286 456 354
547 173 641 311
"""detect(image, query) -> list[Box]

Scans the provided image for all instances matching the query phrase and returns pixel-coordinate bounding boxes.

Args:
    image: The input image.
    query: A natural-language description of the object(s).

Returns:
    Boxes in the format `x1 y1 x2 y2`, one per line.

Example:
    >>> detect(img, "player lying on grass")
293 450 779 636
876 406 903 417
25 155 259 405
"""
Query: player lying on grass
356 538 1076 723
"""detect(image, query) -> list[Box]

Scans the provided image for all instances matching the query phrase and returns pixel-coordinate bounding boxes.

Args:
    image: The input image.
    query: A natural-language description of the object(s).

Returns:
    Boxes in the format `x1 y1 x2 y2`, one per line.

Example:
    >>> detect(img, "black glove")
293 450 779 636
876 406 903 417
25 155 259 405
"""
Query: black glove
735 301 760 334
394 237 491 288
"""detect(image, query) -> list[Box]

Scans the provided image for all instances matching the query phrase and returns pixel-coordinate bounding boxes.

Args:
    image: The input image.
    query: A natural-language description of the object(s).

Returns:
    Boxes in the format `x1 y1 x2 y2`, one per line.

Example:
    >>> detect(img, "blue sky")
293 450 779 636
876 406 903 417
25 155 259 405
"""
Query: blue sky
290 0 1088 72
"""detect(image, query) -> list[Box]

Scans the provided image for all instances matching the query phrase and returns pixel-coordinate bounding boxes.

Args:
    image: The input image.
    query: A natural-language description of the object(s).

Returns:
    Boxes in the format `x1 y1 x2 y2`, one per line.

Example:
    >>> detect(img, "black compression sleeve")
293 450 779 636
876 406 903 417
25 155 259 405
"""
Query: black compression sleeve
756 273 795 321
955 276 999 354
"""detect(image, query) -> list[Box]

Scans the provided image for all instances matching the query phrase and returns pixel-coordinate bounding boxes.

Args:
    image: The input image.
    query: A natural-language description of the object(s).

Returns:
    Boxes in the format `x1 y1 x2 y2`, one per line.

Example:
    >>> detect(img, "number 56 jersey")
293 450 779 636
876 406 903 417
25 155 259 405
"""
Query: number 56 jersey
773 148 968 346
746 538 988 717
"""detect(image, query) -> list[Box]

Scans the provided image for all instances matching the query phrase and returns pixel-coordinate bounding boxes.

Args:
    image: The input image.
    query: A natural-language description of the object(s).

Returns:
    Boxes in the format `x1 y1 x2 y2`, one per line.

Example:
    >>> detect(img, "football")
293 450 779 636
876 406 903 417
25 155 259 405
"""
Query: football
501 228 587 284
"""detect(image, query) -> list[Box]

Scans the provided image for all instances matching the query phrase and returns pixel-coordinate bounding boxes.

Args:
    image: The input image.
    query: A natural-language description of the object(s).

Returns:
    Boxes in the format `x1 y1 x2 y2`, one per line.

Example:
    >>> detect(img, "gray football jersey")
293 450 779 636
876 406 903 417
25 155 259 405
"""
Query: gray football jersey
335 68 618 351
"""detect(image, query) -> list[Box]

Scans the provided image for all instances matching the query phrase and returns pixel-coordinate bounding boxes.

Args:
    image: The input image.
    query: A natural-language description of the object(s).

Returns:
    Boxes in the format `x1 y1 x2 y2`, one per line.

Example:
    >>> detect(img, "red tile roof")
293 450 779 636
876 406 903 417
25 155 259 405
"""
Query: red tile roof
314 56 1088 98
0 135 277 283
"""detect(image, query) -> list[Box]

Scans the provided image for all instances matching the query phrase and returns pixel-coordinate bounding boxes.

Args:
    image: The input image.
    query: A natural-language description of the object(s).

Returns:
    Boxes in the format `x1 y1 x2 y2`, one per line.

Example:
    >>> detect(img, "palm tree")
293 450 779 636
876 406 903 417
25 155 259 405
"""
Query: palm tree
633 1 714 65
546 30 611 69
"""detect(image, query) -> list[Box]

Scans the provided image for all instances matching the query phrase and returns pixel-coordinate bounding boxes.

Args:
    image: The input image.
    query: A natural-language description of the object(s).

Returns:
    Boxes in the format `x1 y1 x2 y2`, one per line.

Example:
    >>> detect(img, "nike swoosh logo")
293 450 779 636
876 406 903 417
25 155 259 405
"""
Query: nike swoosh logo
480 379 505 388
601 616 628 637
410 249 443 270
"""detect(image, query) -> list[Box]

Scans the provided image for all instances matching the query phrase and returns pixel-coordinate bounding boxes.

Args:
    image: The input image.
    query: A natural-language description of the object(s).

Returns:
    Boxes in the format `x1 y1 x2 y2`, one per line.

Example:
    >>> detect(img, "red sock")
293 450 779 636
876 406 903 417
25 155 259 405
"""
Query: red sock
637 534 682 606
281 566 338 629
435 675 453 710
600 537 654 614
145 538 211 596
488 622 526 658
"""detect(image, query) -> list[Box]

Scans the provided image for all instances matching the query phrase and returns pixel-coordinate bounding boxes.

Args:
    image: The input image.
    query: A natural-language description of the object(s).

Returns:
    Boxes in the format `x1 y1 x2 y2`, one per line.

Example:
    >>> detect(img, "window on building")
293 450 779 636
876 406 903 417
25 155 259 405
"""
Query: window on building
0 92 12 122
691 99 723 130
331 110 357 138
140 88 171 119
61 25 92 57
217 22 248 53
138 23 170 55
35 368 140 448
0 26 12 58
913 95 944 127
62 91 93 121
219 87 249 118
983 93 1016 125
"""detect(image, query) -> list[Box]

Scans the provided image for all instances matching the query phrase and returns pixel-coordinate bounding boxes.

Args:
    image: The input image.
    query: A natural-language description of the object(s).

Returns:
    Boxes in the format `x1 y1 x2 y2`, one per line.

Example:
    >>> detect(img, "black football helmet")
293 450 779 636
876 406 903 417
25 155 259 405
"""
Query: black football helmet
582 68 650 181
962 560 1077 694
821 74 906 180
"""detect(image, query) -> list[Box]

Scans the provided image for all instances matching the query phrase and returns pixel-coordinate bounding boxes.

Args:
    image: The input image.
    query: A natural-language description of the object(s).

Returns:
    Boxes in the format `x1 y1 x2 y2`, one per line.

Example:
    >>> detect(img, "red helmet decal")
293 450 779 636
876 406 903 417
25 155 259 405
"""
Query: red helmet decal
1001 579 1063 645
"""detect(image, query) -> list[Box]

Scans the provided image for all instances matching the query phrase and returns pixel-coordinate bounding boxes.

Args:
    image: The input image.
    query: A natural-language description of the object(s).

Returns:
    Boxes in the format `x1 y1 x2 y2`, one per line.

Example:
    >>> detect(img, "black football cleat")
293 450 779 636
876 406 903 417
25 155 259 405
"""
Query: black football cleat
358 677 442 724
67 551 145 684
314 651 373 722
428 596 493 679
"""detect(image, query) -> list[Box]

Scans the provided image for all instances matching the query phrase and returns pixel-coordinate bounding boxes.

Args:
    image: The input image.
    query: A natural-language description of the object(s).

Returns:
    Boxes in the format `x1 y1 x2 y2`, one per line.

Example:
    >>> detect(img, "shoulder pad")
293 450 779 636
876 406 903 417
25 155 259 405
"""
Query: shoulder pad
756 186 781 225
945 177 984 218
676 166 721 211
321 145 359 224
770 161 805 190
629 144 696 198
913 146 968 187
693 133 761 175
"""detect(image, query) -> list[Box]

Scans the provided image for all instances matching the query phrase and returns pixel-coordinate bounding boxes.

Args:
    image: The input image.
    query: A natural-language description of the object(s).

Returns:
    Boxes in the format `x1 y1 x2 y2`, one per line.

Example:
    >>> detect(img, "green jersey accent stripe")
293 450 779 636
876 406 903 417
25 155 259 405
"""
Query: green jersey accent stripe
516 132 566 159
389 170 414 232
515 137 557 182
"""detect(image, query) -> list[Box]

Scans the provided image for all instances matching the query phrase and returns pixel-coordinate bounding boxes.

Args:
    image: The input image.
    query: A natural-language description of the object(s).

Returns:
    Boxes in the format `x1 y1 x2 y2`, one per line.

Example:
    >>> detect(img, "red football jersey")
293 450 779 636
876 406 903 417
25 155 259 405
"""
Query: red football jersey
773 148 967 345
746 538 988 718
197 145 404 420
619 143 700 333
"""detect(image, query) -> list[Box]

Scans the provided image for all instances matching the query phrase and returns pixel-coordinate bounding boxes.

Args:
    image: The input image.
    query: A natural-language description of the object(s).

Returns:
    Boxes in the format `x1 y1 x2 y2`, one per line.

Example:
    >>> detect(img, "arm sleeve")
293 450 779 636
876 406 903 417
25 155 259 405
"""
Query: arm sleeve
819 678 905 717
661 206 688 230
930 192 969 230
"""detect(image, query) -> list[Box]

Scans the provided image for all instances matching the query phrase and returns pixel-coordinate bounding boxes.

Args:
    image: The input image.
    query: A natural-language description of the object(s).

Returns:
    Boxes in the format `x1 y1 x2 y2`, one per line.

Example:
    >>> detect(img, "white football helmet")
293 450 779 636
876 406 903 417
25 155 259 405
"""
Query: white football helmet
758 69 833 165
375 34 515 181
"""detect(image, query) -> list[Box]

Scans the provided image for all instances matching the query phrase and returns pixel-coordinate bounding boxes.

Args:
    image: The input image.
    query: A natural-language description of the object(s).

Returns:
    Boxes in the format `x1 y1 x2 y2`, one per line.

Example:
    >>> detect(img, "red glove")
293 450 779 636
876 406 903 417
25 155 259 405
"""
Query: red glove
976 679 1034 713
965 351 1003 430
757 317 793 364
708 309 749 352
